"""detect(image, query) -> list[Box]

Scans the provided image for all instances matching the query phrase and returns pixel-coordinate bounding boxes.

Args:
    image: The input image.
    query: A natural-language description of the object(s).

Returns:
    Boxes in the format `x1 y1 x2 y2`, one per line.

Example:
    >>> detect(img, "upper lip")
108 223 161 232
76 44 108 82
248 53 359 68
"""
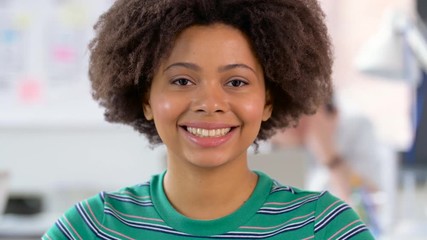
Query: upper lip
179 122 238 129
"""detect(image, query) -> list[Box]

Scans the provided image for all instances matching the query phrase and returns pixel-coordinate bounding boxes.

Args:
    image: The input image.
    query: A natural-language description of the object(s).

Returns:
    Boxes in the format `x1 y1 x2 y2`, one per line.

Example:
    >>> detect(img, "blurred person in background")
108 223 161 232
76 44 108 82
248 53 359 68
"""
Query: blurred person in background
270 96 383 233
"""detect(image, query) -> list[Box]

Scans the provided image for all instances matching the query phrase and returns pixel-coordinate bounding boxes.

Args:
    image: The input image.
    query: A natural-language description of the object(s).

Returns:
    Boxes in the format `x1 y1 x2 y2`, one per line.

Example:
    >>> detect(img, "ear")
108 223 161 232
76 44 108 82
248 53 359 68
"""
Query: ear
262 90 273 121
141 87 154 121
142 99 153 121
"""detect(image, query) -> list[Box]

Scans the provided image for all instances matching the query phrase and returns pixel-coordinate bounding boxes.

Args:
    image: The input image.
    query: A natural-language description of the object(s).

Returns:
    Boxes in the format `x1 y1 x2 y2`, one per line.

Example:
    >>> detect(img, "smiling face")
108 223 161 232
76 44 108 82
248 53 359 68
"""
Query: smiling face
143 24 272 170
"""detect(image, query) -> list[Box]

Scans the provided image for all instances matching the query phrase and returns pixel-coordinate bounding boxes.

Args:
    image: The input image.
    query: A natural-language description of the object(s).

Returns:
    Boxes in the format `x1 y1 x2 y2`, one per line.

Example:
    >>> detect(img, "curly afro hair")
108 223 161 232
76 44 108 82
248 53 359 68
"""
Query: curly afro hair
89 0 333 145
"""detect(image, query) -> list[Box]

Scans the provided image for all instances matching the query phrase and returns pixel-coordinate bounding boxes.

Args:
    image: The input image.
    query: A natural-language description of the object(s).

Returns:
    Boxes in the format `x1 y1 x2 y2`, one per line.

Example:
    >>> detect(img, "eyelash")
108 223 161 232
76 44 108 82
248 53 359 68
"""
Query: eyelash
171 78 194 86
226 79 248 87
171 78 248 87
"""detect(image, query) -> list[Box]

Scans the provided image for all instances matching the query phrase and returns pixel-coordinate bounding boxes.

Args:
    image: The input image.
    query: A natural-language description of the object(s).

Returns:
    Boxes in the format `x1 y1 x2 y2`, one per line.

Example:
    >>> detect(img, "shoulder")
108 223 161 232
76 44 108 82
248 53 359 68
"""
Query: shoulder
266 180 325 205
261 181 328 218
42 192 106 239
312 191 375 239
103 181 152 206
81 182 153 218
43 182 152 239
263 181 374 239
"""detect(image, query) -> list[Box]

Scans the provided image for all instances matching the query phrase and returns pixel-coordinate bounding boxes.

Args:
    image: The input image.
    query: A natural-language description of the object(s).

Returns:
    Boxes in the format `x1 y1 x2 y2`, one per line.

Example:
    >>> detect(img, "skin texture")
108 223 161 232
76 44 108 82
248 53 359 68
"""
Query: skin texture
87 0 334 221
88 0 333 145
143 24 272 220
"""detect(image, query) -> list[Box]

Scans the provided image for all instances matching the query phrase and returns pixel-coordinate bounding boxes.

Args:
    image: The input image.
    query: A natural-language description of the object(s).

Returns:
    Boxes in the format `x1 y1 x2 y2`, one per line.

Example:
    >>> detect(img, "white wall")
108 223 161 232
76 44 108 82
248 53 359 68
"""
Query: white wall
0 125 165 211
321 0 415 150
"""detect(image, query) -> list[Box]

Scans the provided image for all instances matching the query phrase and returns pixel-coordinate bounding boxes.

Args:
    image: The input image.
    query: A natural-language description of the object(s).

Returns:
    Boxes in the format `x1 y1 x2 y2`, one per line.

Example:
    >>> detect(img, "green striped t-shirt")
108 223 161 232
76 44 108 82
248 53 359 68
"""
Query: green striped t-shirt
43 171 375 239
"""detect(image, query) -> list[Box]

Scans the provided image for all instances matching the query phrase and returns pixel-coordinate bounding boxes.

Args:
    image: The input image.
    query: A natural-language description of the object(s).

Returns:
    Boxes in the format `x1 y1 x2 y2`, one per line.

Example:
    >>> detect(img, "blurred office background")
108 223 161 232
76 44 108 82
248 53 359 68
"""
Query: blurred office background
0 0 426 239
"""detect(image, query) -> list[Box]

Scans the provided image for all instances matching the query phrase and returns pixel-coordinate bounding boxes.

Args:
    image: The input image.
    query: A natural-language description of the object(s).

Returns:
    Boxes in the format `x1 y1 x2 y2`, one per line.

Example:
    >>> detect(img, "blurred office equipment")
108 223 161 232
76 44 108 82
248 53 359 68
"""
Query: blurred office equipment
0 1 164 238
404 71 427 176
355 1 427 238
0 170 9 217
0 0 111 127
355 0 427 176
403 0 427 176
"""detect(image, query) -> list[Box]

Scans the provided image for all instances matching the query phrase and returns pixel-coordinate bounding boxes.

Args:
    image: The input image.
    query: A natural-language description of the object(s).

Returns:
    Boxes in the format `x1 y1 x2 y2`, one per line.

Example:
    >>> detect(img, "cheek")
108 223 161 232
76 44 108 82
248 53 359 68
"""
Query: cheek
153 97 172 112
150 95 179 123
238 96 267 123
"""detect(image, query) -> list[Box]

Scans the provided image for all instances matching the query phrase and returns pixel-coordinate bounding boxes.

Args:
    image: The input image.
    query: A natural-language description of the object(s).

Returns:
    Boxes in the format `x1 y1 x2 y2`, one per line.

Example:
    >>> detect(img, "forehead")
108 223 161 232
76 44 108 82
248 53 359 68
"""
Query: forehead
161 23 261 70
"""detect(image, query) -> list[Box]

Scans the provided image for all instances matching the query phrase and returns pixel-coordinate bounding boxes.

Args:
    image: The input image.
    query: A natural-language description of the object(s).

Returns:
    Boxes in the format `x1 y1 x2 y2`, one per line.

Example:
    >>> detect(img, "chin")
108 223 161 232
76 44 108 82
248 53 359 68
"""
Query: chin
185 151 245 170
188 158 230 169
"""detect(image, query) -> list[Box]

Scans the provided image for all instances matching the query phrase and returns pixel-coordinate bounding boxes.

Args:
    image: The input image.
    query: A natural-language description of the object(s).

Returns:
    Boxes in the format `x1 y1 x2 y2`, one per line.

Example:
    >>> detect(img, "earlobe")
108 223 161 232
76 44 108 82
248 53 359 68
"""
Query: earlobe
262 104 273 121
143 103 153 121
262 90 273 121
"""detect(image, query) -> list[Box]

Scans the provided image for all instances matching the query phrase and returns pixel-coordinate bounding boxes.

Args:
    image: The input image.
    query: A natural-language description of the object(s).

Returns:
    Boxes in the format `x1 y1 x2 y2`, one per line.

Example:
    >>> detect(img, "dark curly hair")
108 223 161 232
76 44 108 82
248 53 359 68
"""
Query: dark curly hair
89 0 333 145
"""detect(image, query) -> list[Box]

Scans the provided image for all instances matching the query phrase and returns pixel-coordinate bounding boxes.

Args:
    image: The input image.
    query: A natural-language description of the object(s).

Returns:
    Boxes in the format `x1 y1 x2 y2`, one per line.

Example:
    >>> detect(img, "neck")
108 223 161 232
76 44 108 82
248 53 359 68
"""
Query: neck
163 158 258 220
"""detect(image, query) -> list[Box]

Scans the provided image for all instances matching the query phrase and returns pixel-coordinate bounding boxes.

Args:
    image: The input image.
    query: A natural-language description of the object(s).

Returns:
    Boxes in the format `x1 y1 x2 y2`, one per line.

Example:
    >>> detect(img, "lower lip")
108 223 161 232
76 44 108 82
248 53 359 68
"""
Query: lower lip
181 127 236 148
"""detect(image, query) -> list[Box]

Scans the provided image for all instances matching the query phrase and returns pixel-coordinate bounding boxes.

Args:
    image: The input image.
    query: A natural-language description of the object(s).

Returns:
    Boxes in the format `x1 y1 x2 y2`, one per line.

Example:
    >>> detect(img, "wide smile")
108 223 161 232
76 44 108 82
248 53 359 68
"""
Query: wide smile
180 125 237 147
178 123 238 147
186 127 232 138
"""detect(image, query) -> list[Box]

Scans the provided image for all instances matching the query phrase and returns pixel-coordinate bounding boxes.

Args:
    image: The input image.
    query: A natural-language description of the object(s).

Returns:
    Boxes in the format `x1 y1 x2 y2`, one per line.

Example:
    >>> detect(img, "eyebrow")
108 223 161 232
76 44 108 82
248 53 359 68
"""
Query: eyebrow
218 64 257 75
164 62 257 74
163 62 201 72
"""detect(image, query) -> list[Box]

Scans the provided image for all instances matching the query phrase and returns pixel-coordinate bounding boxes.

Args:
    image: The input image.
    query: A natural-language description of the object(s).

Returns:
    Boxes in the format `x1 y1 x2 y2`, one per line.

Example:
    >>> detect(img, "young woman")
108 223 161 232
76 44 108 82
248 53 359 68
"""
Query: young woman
43 0 375 239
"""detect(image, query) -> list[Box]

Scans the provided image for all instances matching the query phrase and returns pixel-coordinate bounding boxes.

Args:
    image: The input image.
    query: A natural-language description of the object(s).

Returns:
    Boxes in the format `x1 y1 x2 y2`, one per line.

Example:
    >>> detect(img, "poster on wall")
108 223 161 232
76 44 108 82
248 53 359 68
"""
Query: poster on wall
0 0 114 127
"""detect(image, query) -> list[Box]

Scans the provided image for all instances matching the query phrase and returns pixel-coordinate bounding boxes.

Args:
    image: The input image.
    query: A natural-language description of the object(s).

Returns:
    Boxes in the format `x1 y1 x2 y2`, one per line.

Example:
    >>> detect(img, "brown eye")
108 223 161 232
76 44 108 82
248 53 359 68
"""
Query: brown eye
227 79 247 87
172 78 193 86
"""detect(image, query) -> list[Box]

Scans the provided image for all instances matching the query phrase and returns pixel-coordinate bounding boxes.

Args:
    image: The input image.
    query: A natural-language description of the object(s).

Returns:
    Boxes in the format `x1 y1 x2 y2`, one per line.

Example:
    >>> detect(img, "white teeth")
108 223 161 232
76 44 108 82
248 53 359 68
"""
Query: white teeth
209 130 215 137
187 127 231 137
221 129 230 135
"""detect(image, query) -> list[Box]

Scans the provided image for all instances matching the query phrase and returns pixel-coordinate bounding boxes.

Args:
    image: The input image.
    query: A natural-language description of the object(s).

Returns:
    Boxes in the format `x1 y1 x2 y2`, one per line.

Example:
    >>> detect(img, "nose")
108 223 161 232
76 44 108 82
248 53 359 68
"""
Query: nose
191 83 229 114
